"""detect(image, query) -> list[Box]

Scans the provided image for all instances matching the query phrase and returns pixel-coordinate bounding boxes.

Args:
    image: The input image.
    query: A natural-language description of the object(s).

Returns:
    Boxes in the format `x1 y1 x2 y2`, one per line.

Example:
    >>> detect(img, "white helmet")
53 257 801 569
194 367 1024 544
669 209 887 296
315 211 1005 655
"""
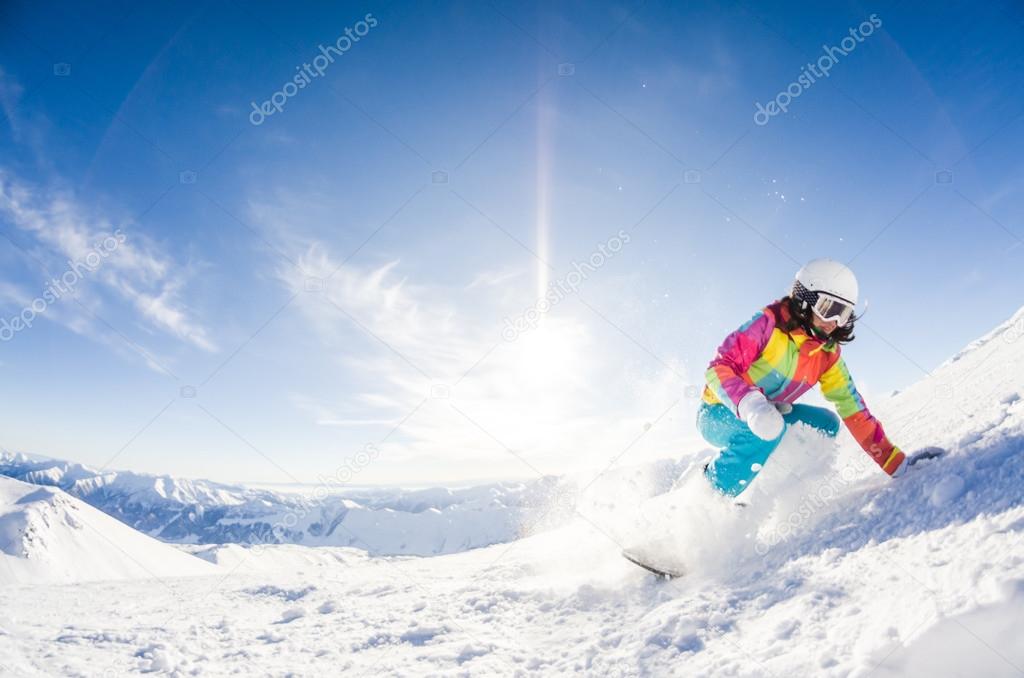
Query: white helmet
791 258 859 326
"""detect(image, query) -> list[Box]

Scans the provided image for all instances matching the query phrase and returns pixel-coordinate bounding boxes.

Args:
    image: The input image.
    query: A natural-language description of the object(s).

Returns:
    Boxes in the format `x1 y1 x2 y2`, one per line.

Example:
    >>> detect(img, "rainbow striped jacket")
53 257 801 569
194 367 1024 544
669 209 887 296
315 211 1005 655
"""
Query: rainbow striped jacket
703 300 904 475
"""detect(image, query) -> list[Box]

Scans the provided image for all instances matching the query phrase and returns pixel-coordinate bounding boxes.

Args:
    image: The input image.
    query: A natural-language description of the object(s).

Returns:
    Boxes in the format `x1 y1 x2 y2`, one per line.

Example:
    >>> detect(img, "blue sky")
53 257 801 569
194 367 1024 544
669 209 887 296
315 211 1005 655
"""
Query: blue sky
0 0 1021 486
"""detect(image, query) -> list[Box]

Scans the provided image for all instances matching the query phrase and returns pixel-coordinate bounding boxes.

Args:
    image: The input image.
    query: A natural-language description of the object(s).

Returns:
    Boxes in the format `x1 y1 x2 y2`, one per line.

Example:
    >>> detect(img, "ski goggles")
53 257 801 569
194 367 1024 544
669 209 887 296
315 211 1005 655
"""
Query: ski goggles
810 293 855 325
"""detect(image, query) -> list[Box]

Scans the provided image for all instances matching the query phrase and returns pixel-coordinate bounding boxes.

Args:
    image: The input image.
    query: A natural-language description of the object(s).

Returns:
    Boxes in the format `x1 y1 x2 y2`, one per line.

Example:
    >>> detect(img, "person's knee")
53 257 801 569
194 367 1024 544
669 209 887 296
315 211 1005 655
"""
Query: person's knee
790 405 840 437
821 410 841 437
698 402 742 447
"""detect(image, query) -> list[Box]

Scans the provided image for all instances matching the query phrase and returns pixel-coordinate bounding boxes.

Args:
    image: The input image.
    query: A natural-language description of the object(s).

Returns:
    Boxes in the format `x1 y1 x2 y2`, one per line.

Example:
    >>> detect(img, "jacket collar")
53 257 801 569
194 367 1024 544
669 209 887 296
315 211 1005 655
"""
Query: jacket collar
772 300 837 354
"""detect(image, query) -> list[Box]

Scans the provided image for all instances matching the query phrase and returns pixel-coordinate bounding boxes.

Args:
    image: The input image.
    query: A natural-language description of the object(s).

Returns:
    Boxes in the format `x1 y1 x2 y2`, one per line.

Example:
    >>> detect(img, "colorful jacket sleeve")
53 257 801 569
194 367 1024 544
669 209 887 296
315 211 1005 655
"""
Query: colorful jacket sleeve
705 309 775 414
818 355 905 475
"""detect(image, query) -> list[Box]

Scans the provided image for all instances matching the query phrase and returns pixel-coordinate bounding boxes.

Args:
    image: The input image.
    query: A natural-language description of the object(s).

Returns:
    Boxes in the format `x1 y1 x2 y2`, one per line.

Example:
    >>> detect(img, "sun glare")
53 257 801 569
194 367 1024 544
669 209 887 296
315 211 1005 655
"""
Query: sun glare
518 324 577 382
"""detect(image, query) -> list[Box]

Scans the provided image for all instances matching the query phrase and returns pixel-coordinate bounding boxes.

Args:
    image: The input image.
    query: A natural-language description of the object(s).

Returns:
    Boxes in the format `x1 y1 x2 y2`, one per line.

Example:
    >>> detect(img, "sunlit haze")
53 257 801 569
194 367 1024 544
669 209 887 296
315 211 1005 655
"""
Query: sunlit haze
1 1 1022 486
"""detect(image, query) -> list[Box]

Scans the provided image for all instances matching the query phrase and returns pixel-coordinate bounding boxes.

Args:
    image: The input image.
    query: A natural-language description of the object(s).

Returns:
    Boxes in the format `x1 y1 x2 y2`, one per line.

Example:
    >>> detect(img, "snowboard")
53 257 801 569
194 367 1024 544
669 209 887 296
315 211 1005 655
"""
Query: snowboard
907 446 946 466
621 541 687 579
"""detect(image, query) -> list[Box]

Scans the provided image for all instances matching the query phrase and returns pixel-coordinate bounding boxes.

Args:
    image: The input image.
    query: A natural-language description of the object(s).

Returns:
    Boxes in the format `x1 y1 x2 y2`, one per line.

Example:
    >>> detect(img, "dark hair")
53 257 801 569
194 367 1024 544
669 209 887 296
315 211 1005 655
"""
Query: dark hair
779 295 856 346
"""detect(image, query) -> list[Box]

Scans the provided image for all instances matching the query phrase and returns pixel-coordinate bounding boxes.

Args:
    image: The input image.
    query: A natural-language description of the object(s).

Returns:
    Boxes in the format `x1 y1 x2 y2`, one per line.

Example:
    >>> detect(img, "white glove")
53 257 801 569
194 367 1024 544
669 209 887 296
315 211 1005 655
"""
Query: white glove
737 390 784 441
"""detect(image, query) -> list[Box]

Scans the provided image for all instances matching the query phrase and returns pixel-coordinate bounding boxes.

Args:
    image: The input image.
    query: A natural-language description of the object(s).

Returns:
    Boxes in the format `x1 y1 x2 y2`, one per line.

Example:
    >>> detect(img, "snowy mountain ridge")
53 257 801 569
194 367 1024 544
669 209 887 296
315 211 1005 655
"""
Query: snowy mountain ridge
0 475 218 585
0 452 589 556
939 302 1024 369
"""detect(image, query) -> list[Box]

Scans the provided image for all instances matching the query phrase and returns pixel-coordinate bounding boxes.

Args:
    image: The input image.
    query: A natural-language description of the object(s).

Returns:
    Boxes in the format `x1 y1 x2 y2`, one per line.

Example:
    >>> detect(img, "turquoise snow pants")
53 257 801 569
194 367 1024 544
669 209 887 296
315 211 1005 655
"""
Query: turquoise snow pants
697 401 840 496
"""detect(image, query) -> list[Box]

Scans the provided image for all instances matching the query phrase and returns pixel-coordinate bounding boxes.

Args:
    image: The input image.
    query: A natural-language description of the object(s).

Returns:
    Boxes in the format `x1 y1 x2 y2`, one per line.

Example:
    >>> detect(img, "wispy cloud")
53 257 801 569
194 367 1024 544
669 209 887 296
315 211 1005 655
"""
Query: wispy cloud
0 170 217 353
0 67 50 167
0 67 25 142
274 241 699 481
0 68 216 362
465 268 524 290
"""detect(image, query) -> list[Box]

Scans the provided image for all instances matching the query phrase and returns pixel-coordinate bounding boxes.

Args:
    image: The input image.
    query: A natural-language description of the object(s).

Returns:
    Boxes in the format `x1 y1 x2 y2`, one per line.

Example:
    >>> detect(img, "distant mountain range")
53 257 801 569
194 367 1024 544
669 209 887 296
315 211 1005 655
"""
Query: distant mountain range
0 453 593 556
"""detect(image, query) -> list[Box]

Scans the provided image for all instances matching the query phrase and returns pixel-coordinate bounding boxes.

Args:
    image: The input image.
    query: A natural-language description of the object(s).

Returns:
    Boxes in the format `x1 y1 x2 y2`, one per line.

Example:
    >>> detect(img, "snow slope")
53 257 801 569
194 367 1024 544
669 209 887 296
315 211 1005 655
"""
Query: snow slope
0 475 218 585
0 306 1022 675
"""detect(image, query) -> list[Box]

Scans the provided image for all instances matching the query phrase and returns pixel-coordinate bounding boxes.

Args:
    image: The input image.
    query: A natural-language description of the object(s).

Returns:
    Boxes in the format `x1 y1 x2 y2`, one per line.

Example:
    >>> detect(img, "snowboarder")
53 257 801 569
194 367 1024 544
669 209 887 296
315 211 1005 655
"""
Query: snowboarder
699 258 906 497
623 259 931 577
